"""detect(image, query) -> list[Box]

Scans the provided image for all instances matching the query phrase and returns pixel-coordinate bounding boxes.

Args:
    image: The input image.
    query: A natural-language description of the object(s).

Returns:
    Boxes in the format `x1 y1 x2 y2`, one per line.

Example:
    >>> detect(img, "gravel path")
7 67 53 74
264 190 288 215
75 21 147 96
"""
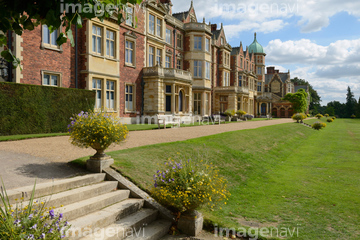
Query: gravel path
0 118 292 189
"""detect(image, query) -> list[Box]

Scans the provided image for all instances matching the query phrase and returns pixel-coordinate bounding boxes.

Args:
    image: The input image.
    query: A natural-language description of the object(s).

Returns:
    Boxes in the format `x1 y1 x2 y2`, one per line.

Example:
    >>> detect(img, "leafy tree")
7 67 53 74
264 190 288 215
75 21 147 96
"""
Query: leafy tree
0 0 141 66
325 106 335 116
356 97 360 119
291 77 321 111
327 101 346 118
345 86 357 118
282 88 308 113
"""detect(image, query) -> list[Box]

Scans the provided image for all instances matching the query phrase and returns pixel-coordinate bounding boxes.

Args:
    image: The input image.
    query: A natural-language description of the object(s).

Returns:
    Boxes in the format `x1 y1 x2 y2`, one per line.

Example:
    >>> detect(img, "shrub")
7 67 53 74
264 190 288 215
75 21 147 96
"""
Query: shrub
327 118 333 123
292 113 306 123
351 114 356 119
0 82 95 135
236 110 246 117
315 114 323 119
244 114 254 120
324 114 329 117
0 182 70 239
332 116 336 120
151 158 230 213
307 114 311 117
68 111 128 150
312 121 326 130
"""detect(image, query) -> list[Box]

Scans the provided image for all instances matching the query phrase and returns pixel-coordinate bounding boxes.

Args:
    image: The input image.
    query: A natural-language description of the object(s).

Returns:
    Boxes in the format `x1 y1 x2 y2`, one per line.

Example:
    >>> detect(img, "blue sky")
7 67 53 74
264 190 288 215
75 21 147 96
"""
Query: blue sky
172 0 360 105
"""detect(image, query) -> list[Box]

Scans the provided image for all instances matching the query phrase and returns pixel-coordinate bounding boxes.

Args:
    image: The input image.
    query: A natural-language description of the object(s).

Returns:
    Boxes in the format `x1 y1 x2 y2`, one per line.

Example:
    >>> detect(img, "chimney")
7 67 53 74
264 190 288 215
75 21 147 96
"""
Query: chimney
211 24 217 31
267 67 275 74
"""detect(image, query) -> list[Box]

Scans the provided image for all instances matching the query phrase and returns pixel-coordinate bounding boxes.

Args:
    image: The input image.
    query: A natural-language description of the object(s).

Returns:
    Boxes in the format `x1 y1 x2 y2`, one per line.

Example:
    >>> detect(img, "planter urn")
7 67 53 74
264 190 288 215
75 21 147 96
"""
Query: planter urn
86 143 114 173
177 210 203 236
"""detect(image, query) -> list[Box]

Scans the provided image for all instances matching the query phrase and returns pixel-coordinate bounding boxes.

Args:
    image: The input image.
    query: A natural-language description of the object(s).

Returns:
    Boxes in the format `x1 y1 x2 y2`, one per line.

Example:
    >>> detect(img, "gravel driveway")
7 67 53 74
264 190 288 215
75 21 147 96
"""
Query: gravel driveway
0 118 292 189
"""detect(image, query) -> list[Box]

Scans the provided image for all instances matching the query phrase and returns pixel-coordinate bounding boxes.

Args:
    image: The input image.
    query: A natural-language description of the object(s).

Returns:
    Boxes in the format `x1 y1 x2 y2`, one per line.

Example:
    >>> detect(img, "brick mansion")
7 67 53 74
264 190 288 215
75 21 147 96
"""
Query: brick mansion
0 0 307 123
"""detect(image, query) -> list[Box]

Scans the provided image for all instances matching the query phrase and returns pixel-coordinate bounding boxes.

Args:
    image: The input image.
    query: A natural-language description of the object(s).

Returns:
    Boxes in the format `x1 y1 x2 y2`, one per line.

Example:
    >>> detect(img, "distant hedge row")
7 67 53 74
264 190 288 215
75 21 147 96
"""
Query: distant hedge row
0 82 95 135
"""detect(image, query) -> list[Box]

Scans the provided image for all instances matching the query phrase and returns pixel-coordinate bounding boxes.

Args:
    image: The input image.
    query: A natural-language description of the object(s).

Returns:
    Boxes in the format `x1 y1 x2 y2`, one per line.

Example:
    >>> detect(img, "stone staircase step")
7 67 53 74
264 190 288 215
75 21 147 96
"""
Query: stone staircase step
68 198 145 239
60 190 130 221
80 208 158 240
125 219 172 240
22 181 119 209
4 173 106 205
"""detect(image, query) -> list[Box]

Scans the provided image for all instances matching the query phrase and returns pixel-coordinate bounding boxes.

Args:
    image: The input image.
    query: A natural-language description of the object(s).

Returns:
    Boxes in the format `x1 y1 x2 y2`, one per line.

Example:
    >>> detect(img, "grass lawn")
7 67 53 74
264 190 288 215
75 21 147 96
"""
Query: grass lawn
0 132 69 142
73 118 360 239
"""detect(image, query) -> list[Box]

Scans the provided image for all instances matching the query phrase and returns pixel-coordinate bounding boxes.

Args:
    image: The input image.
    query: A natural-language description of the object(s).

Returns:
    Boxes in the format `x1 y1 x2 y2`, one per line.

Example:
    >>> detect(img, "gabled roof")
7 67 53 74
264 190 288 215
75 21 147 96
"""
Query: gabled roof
212 29 221 40
172 11 189 21
265 73 289 84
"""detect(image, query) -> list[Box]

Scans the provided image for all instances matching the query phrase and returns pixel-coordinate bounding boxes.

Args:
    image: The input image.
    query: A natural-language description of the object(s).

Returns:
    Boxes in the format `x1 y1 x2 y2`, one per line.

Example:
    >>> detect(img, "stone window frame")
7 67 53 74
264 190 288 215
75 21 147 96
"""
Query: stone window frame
176 33 183 49
193 60 203 78
105 29 116 59
193 36 202 51
41 70 62 87
40 25 63 53
147 44 164 67
91 77 118 112
193 92 201 115
165 28 172 45
148 12 163 39
205 37 210 52
125 4 135 27
176 58 182 70
165 55 171 68
125 83 136 113
205 61 211 80
105 80 116 111
124 32 137 68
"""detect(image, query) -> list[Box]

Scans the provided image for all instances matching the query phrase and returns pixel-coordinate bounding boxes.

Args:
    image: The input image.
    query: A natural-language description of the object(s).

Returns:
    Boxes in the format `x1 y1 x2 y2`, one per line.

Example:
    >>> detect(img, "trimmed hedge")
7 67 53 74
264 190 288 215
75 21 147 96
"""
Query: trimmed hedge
0 82 95 135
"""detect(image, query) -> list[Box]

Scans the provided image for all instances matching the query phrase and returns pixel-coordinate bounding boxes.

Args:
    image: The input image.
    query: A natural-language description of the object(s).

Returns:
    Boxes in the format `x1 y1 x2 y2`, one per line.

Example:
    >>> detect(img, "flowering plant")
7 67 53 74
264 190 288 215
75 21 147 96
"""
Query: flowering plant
315 113 323 119
150 157 230 213
292 113 307 123
0 181 69 239
68 111 128 150
244 114 254 120
236 110 246 117
312 121 326 130
327 118 333 123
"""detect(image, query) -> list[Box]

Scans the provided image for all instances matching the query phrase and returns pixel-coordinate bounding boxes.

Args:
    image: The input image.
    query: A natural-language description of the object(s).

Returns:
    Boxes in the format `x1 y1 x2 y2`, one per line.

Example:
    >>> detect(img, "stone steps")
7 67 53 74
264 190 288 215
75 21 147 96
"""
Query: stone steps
4 173 172 240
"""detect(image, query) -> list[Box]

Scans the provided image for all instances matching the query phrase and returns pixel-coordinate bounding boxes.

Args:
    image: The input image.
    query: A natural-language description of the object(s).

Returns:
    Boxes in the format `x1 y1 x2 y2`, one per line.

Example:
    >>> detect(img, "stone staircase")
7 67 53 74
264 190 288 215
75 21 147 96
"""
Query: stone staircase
5 173 173 240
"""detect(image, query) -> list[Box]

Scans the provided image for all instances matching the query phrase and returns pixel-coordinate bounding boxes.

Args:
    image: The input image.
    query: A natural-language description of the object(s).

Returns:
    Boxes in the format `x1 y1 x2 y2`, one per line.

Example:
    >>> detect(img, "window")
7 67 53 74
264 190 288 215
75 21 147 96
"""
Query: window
206 38 210 52
93 79 102 108
43 73 59 86
257 66 262 75
125 40 134 65
92 25 102 54
224 53 230 66
125 84 134 111
194 61 202 78
220 96 228 113
237 96 241 110
166 29 171 44
165 85 172 112
194 36 202 50
156 18 162 37
126 6 134 26
149 14 155 34
223 72 230 86
149 46 155 67
156 49 162 66
257 82 262 92
106 30 115 58
179 90 183 112
193 93 201 115
205 62 210 79
165 56 171 68
106 80 115 109
177 34 182 48
221 37 224 45
238 75 242 87
177 59 182 69
240 58 243 68
42 25 58 47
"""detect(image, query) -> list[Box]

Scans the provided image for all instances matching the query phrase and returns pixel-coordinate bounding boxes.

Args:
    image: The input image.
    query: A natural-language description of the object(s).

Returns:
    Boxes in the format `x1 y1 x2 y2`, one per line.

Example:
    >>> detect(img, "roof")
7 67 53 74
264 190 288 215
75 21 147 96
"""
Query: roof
231 47 240 55
265 73 289 84
172 11 189 21
248 32 264 54
295 85 309 92
211 29 221 40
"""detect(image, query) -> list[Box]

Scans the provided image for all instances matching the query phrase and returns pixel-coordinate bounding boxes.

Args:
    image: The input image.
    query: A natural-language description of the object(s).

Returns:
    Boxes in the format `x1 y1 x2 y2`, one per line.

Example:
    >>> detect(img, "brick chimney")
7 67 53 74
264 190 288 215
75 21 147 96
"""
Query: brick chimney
267 67 275 74
211 24 217 31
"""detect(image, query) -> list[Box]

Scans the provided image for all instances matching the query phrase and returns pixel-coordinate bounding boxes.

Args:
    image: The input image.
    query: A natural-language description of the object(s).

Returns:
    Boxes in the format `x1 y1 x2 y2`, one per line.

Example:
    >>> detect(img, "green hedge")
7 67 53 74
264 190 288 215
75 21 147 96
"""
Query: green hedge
0 82 95 135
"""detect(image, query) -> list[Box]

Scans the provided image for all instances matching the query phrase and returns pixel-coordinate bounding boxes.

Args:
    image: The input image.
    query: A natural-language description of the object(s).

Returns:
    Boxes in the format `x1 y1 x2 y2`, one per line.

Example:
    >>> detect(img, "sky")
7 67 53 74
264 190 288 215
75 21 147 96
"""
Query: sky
172 0 360 105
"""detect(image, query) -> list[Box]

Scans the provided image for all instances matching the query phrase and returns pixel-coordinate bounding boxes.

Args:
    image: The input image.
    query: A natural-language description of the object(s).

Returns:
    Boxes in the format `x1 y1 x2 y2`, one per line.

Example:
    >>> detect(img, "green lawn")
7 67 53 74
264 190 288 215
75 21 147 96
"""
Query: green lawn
74 118 359 239
0 132 69 142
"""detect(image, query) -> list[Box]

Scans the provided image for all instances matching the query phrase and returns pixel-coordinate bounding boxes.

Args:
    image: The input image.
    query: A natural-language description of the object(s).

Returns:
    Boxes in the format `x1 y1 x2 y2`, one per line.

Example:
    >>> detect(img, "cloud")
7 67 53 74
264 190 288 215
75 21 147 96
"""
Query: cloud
172 0 360 34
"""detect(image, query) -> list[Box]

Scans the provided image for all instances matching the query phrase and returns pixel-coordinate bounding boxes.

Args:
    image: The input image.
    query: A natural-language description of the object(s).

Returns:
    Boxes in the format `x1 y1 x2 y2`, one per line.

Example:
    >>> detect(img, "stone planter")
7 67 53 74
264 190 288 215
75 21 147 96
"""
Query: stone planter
177 210 203 236
86 143 114 173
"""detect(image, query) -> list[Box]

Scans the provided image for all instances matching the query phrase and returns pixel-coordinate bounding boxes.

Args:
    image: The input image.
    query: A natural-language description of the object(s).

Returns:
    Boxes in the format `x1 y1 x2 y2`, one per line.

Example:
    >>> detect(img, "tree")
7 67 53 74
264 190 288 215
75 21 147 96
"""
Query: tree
0 0 141 66
327 101 346 117
325 106 335 116
357 97 360 119
282 88 308 113
291 77 321 111
345 86 357 118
